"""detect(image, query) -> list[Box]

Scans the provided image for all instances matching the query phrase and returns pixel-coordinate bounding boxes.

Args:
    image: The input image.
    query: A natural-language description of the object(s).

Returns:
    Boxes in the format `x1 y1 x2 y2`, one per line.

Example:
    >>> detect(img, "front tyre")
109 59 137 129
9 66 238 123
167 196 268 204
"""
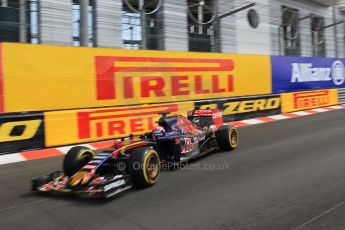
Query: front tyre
63 146 96 177
129 147 160 187
215 125 238 151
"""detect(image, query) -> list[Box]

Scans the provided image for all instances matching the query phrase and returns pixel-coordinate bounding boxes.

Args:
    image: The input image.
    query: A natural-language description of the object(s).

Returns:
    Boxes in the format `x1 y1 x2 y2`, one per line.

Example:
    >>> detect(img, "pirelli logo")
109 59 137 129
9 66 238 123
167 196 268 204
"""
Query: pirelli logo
293 90 330 109
78 104 179 139
95 56 234 100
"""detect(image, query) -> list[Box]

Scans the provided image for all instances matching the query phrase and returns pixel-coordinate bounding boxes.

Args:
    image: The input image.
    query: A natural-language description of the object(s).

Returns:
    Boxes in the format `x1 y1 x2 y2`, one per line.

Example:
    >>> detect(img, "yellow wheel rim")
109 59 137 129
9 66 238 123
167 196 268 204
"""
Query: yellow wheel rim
143 150 160 184
229 128 238 147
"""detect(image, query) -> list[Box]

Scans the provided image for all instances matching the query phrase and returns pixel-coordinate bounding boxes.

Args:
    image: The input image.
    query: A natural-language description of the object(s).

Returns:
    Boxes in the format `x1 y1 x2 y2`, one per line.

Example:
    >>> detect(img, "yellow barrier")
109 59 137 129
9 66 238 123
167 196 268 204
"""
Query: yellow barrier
44 102 194 147
281 89 338 113
39 88 342 147
2 43 271 112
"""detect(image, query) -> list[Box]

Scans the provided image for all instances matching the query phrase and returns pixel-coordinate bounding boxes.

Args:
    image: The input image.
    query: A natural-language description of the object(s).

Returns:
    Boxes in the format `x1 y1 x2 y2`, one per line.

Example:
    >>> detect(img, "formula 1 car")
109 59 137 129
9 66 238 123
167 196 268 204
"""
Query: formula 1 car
32 109 238 198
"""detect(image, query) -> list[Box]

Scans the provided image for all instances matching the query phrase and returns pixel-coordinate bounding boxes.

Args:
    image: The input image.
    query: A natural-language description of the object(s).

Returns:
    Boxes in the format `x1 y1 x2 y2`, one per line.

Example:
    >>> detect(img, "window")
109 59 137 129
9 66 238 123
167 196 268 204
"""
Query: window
27 0 39 43
0 0 39 43
187 0 216 52
281 6 301 56
72 0 95 47
311 16 325 57
122 7 141 49
0 0 20 42
122 0 163 50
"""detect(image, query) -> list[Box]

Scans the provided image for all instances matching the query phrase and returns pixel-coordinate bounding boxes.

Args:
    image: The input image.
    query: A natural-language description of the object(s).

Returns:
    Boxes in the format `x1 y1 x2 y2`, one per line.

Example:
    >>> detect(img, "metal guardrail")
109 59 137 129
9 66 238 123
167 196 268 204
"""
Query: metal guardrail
337 88 345 104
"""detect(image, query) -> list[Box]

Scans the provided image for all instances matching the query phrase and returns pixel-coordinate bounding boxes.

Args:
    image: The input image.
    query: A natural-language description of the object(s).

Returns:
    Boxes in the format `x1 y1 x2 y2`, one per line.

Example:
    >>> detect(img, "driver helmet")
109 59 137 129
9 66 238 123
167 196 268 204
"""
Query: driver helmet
152 126 165 138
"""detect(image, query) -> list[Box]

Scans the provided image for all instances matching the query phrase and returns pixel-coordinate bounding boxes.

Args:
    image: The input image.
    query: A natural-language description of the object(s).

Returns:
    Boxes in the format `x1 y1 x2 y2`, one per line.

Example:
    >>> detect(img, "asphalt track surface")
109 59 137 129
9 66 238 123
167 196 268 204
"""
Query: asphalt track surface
1 109 345 230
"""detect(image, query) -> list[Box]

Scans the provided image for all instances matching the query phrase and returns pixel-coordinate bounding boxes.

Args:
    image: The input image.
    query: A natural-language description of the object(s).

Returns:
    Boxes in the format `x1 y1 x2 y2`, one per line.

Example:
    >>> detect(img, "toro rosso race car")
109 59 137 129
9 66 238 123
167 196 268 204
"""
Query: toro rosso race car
32 109 238 198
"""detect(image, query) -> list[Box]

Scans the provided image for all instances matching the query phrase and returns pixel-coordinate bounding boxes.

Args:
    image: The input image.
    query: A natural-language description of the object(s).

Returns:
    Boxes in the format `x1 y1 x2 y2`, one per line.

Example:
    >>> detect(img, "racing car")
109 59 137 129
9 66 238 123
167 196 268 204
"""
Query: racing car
31 108 238 198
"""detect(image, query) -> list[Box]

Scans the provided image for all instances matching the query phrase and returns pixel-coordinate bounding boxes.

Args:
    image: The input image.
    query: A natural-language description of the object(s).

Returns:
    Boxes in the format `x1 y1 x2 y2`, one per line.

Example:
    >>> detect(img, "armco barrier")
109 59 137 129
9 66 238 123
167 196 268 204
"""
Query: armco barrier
0 88 341 153
271 56 345 93
338 88 345 104
43 95 282 148
281 89 338 113
194 94 281 122
1 42 345 153
0 112 45 153
0 43 271 113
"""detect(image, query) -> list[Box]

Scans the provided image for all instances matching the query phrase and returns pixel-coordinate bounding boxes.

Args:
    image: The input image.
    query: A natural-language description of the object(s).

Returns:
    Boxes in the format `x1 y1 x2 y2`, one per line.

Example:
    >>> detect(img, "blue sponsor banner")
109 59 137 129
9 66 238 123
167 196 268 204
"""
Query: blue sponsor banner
271 56 345 93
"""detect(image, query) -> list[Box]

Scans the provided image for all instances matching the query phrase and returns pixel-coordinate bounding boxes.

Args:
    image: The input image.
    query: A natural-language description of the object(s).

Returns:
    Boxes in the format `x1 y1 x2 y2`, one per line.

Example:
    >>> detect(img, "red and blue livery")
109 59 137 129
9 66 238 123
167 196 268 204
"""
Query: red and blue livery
31 109 238 198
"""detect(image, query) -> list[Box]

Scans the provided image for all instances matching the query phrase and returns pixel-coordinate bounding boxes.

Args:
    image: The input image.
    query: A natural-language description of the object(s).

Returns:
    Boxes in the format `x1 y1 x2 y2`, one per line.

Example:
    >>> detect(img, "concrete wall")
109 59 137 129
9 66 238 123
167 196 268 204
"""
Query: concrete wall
235 0 271 55
94 0 122 48
218 0 236 53
163 0 188 51
35 0 345 58
268 0 343 57
40 0 72 46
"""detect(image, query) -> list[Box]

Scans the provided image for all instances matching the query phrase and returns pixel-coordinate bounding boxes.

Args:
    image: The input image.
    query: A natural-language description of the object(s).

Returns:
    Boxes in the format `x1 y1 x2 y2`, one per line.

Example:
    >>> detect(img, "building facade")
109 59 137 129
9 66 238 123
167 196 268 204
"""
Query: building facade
0 0 344 57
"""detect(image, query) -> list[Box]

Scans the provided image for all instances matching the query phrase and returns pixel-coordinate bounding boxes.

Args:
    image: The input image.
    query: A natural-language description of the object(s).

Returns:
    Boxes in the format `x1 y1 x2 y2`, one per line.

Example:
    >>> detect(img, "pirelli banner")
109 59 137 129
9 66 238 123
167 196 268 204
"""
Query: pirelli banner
0 43 271 113
195 94 281 122
281 89 338 113
44 102 194 147
0 112 45 153
44 95 281 147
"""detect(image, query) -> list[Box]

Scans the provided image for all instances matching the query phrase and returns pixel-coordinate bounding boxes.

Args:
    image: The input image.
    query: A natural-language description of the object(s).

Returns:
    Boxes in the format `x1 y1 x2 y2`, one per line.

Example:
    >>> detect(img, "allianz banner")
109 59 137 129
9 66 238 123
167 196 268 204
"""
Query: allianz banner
271 56 345 93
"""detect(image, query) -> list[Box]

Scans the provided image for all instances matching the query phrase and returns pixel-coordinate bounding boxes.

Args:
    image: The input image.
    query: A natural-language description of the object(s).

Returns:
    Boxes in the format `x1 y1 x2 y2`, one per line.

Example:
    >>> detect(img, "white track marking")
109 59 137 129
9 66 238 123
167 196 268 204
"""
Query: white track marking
291 111 311 116
57 144 95 154
240 119 264 124
0 154 25 165
328 105 343 109
311 108 328 113
292 200 345 230
0 199 46 213
269 115 289 120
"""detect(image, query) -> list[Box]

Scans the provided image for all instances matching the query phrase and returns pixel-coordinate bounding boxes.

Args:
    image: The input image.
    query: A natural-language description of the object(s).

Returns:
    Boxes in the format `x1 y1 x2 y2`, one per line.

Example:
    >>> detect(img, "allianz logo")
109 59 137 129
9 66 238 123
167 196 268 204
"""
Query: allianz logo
291 61 345 86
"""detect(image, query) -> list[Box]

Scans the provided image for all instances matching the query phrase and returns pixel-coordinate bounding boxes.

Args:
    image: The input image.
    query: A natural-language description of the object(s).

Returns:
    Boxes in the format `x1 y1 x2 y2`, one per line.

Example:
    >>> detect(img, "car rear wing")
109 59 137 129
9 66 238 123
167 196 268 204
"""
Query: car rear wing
187 109 223 128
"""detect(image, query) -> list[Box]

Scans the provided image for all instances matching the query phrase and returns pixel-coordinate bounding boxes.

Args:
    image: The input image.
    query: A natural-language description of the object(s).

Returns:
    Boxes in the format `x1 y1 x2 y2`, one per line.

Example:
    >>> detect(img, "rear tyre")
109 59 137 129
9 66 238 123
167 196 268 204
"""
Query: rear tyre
63 146 96 177
129 147 160 187
215 125 238 151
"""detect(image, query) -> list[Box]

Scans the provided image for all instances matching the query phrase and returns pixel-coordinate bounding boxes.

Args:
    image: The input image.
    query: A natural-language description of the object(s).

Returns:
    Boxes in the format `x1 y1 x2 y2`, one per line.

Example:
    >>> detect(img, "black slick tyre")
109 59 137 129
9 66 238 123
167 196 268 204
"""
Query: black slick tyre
215 125 238 151
63 146 96 177
129 147 160 187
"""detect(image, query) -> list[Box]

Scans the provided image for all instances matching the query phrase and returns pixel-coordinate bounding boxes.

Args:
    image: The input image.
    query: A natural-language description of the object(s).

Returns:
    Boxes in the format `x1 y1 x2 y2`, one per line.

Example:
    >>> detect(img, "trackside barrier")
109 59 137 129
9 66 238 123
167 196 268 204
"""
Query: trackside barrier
0 42 345 153
271 56 345 93
337 88 345 104
0 43 271 113
280 89 338 113
43 94 282 147
0 88 342 153
194 94 281 122
42 89 340 148
0 112 45 153
44 102 194 147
